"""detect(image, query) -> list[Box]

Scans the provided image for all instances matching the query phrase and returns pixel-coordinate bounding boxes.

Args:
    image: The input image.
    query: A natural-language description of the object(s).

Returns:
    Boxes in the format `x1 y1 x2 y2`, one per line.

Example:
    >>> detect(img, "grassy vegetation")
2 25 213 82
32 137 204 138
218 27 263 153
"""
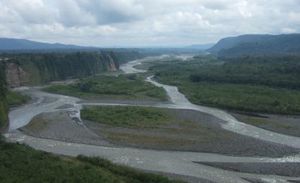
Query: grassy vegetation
82 106 171 128
236 115 291 129
101 119 230 149
82 107 246 153
45 75 167 101
0 137 183 183
0 89 29 130
82 107 289 156
233 113 300 137
152 56 300 114
7 91 30 107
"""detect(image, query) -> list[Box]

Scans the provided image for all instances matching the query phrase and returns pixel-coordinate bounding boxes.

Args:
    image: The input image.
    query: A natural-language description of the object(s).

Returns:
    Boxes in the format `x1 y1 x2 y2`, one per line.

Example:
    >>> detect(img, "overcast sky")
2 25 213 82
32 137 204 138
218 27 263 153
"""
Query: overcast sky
0 0 299 47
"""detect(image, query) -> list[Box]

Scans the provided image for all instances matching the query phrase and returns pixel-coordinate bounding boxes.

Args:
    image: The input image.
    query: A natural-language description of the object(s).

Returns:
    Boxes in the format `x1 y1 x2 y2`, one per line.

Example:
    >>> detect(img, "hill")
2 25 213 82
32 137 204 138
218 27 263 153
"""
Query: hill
0 38 90 51
208 34 300 57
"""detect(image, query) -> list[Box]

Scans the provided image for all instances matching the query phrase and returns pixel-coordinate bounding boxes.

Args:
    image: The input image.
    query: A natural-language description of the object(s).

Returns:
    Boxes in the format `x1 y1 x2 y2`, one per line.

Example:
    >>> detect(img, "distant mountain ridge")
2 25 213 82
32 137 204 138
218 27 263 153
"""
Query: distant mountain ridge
0 38 91 51
186 43 214 50
208 34 300 57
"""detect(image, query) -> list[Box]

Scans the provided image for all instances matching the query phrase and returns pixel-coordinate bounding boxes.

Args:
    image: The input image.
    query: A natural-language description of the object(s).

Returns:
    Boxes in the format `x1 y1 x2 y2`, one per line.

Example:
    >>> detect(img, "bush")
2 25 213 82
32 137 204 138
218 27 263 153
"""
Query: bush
44 75 167 101
81 106 171 128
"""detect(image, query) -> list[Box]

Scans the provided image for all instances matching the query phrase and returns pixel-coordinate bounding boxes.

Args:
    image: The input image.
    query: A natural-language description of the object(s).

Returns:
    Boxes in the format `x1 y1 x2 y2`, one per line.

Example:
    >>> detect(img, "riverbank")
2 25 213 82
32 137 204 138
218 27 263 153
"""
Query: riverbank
231 111 300 137
197 162 300 177
152 57 300 115
21 108 299 157
5 55 300 183
0 137 183 183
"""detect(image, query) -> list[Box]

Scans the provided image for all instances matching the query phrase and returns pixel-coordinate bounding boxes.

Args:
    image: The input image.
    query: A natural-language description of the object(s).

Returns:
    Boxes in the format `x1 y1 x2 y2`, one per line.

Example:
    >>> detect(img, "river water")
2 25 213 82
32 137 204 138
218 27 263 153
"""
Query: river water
5 55 300 183
124 55 300 149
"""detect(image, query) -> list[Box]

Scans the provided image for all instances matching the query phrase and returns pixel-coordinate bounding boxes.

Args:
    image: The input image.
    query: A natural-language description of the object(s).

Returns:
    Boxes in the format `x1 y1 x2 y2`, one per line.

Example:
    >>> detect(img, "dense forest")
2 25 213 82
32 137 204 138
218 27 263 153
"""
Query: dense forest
189 56 300 89
209 34 300 57
153 56 300 114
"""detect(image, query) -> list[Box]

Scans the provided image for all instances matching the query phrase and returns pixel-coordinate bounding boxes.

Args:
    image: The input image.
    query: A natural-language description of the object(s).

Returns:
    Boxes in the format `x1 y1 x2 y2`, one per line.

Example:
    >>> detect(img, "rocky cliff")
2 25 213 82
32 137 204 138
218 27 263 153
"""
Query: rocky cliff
3 51 125 88
0 50 140 131
5 62 30 88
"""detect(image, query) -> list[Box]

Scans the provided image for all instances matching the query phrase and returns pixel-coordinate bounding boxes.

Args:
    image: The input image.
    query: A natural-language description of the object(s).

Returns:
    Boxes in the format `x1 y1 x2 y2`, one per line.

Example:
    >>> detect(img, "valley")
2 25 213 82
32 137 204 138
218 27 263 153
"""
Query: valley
1 1 300 182
3 54 300 183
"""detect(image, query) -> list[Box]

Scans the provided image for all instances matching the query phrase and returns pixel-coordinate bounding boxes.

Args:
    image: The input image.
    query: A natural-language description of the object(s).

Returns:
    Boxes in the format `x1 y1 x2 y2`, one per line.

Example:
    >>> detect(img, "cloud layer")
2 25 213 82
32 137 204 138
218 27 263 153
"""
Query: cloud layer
0 0 299 47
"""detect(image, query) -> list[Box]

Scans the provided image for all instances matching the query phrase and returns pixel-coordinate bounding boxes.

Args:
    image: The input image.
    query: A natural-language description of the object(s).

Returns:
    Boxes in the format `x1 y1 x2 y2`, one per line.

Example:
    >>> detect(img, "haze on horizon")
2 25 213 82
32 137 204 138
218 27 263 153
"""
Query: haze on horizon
0 0 299 47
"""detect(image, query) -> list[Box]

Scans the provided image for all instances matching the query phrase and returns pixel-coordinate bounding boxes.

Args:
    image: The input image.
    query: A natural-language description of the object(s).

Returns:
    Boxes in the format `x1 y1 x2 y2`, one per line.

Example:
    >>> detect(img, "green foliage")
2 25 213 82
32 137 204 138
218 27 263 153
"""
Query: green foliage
153 56 300 114
209 34 300 57
6 52 120 85
0 63 7 129
77 156 183 183
0 102 7 130
81 106 171 128
45 75 167 101
7 91 30 107
0 138 182 183
178 82 300 114
189 56 300 89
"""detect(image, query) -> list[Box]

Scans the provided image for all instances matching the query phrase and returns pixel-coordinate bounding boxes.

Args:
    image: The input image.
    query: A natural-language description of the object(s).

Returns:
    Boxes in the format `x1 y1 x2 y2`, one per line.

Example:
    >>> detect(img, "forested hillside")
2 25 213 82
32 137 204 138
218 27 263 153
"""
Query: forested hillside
0 38 86 51
209 34 300 57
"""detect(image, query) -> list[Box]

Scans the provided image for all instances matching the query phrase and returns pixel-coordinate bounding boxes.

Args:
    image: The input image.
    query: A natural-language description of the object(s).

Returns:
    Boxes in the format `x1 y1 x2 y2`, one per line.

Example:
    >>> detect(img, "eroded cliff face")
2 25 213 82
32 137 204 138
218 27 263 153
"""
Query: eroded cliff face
107 54 118 72
5 63 30 88
2 51 130 88
2 50 142 88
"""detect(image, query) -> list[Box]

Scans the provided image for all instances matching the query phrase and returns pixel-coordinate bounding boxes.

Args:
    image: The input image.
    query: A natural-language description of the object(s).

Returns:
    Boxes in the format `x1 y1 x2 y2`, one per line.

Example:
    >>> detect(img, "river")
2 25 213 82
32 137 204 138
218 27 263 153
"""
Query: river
5 55 300 183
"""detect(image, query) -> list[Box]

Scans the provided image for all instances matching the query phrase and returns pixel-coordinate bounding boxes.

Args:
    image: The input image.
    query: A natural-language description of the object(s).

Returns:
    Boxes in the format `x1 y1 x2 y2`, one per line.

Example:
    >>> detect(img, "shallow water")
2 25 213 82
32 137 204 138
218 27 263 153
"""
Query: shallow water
123 56 300 149
6 55 300 183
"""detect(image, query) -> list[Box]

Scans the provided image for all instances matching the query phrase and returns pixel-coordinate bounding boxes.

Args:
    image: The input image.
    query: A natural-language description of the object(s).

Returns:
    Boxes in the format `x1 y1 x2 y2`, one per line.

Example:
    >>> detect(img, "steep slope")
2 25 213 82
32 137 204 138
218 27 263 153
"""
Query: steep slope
186 43 215 50
209 34 300 57
2 51 136 87
0 50 140 130
0 63 7 131
0 50 139 87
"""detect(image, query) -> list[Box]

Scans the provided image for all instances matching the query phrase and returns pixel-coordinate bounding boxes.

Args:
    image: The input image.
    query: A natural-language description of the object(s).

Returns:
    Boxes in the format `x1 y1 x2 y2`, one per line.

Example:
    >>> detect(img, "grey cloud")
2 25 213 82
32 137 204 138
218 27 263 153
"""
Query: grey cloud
0 0 299 47
52 0 144 26
77 0 144 24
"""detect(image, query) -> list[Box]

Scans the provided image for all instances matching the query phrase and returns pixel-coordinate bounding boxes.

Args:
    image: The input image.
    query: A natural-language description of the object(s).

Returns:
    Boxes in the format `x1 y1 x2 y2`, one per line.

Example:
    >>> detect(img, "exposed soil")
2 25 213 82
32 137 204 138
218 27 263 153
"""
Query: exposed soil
21 111 111 146
84 108 299 157
21 108 299 157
